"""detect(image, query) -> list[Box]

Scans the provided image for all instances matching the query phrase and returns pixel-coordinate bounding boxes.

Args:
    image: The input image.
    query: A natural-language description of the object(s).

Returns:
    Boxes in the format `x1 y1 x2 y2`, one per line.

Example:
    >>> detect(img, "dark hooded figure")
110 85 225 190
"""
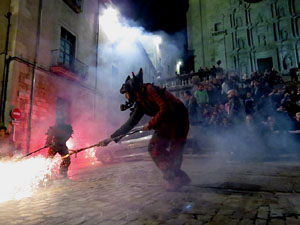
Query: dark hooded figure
45 113 73 178
99 68 191 191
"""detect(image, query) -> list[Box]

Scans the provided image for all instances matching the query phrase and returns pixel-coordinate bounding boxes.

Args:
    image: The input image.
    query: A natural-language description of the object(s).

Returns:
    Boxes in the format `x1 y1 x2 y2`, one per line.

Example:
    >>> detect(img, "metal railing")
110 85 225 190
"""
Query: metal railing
51 49 88 80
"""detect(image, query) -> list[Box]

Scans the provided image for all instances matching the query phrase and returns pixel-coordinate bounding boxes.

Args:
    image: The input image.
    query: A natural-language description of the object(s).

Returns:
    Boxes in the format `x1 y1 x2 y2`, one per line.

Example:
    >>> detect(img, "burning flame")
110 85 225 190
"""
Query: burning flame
0 156 60 203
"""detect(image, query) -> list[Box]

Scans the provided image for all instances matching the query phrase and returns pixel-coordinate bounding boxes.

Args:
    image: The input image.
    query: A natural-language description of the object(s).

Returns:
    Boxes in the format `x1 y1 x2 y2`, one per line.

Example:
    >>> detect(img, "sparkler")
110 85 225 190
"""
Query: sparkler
0 156 60 203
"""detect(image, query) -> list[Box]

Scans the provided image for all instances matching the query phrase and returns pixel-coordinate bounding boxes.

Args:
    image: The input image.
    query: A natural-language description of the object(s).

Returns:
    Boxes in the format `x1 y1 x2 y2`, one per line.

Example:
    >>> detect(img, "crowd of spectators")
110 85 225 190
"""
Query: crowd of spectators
182 65 300 155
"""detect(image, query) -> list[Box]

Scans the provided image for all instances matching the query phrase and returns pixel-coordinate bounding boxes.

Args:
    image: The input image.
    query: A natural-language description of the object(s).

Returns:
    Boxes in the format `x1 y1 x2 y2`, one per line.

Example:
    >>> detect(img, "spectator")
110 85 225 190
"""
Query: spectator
289 112 300 134
290 66 299 82
191 76 201 93
227 89 244 124
207 84 218 105
221 79 230 95
244 92 256 115
183 90 198 125
0 126 14 158
194 84 209 107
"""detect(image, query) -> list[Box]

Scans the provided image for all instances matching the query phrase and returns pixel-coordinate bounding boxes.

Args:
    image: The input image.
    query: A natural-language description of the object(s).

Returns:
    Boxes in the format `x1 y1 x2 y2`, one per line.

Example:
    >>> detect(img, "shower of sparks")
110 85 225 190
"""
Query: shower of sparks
67 139 98 166
84 147 97 166
0 156 60 203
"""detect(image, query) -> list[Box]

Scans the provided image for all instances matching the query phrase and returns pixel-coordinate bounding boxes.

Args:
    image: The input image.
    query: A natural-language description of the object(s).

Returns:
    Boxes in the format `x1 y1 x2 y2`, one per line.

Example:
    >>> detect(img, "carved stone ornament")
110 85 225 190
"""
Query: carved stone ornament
283 55 293 70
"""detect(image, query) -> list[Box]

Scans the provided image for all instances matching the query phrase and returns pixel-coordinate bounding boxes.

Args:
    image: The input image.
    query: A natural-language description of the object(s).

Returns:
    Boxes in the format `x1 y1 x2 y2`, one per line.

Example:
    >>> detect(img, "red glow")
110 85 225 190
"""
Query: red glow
24 110 111 180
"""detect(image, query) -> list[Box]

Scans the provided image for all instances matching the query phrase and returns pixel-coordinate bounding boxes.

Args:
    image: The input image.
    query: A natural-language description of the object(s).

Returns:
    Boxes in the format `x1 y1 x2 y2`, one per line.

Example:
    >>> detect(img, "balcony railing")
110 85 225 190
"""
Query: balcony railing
155 71 211 98
50 49 88 81
156 71 210 89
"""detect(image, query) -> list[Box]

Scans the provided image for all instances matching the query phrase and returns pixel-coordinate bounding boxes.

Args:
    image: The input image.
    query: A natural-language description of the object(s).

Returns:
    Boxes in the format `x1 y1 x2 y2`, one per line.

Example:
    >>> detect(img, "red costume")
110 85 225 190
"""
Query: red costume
111 70 190 189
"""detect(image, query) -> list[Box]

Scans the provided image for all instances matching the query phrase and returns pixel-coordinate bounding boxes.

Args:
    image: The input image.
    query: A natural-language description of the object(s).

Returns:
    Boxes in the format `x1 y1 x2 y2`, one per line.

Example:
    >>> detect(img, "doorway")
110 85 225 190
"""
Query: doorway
257 57 273 73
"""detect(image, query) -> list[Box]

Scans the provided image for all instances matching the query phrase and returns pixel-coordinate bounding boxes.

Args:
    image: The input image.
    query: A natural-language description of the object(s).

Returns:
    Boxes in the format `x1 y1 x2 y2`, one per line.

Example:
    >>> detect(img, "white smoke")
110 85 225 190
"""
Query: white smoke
97 4 186 133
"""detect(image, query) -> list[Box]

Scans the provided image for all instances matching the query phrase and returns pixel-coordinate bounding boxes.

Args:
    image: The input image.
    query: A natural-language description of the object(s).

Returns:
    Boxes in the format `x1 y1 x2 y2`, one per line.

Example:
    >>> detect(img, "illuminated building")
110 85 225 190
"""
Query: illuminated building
187 0 300 74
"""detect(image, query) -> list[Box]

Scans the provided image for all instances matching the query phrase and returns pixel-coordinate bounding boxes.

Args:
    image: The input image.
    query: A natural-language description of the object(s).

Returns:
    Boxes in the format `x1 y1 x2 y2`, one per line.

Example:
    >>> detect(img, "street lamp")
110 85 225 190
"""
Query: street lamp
176 61 182 74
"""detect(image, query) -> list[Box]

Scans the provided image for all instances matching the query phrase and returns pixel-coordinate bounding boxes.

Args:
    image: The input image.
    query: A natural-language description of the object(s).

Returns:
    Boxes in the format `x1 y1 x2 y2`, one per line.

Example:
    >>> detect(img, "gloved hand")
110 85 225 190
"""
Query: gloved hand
97 139 111 147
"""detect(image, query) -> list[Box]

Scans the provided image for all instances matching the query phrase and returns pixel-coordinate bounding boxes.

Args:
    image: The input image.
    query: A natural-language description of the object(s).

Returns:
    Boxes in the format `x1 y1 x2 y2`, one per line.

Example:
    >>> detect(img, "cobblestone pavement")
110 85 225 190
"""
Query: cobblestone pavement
2 154 300 225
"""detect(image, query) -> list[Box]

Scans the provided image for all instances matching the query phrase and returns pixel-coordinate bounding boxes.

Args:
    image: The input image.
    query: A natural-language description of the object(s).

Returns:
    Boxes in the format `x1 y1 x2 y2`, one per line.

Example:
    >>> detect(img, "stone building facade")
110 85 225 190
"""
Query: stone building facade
187 0 300 74
0 0 101 153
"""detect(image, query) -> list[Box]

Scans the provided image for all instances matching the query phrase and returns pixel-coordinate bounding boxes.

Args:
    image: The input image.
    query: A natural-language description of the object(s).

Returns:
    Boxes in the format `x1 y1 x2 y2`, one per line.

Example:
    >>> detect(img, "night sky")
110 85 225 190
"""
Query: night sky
111 0 189 34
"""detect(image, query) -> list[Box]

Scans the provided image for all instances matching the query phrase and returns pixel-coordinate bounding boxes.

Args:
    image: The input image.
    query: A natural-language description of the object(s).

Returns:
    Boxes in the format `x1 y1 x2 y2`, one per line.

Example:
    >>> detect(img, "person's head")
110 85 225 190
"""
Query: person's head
278 104 286 111
198 84 204 91
246 92 252 98
0 126 7 137
227 89 236 98
191 76 200 86
184 90 192 99
207 85 213 91
296 112 300 122
120 68 143 101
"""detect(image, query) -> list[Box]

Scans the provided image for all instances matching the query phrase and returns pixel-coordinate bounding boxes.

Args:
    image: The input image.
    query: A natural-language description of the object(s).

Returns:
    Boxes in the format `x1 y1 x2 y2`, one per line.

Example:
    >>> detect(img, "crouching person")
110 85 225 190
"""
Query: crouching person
46 113 73 178
99 68 191 191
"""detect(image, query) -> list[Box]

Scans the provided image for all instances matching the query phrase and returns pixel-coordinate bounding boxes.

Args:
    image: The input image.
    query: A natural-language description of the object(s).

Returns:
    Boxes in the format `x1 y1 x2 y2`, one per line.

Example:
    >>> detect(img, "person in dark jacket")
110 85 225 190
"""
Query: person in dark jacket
99 68 190 191
46 113 73 178
244 92 256 115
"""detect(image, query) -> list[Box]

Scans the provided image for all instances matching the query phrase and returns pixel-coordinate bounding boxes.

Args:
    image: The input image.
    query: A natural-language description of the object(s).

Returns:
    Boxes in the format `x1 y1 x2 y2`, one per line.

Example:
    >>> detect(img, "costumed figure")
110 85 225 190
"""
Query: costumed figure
46 114 73 178
99 68 191 191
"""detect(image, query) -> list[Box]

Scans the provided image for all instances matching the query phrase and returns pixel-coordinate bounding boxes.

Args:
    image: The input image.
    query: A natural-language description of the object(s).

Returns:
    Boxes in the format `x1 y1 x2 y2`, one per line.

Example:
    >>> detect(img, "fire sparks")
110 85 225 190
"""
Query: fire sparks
0 156 60 203
84 147 97 166
67 138 98 166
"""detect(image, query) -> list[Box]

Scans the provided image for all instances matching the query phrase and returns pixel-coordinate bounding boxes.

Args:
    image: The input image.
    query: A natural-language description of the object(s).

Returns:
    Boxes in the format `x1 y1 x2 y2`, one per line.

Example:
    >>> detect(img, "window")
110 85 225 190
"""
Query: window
214 23 222 32
59 27 76 69
63 0 82 13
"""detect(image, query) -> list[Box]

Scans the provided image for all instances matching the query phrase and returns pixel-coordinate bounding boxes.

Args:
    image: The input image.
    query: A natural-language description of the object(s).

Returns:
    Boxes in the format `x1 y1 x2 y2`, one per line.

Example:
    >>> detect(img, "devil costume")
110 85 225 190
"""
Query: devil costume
46 122 73 177
110 68 190 190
